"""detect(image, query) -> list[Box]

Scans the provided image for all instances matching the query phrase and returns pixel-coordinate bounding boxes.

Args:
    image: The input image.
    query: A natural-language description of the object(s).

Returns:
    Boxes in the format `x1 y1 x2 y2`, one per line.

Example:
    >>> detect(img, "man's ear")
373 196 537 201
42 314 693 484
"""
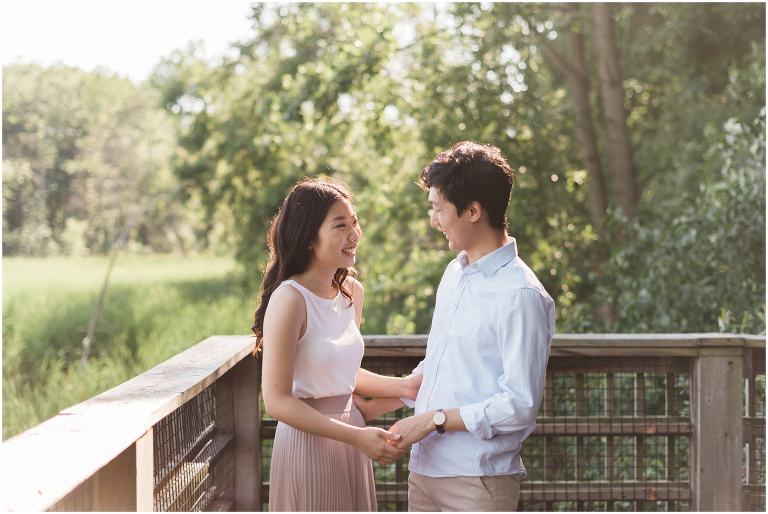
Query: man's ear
468 201 483 223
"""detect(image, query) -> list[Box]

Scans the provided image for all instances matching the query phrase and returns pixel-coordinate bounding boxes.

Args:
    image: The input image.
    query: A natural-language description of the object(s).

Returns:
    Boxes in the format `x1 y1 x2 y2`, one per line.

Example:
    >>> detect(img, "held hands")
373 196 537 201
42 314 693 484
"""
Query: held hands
388 412 435 450
350 373 425 463
353 426 406 465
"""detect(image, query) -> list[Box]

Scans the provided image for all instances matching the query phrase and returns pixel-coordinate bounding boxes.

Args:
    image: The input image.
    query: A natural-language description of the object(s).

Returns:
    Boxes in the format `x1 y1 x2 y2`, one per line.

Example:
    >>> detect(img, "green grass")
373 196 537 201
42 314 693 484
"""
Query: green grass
2 255 257 439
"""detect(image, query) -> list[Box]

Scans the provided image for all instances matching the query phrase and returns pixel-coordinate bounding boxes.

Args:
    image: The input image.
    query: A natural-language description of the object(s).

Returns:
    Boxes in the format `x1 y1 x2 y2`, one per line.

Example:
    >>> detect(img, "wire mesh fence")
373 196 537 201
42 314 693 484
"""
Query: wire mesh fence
152 372 236 512
742 347 766 511
519 356 693 511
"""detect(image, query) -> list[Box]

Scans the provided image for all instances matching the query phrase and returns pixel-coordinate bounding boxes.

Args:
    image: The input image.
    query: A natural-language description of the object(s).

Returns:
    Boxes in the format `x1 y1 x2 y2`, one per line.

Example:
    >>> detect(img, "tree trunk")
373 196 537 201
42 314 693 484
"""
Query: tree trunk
564 30 608 232
592 2 637 220
539 6 616 329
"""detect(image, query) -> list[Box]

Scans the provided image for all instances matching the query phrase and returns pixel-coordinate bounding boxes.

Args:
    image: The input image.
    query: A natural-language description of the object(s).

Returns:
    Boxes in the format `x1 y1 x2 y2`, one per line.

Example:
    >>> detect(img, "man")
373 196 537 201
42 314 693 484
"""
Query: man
390 141 555 511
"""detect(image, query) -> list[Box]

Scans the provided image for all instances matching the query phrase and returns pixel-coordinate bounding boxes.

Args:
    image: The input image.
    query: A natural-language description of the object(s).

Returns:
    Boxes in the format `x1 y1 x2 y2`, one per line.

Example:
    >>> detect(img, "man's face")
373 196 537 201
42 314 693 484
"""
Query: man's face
428 187 471 251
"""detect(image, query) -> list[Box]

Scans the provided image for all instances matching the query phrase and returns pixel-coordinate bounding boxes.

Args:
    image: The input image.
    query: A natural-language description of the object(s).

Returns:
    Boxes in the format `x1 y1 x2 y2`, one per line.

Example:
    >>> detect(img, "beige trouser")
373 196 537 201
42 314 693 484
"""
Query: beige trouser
408 472 521 512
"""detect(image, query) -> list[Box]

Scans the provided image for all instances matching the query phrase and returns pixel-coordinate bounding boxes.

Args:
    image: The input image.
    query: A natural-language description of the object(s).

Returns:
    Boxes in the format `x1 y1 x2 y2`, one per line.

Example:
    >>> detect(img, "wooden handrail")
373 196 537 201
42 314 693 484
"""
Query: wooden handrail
2 335 254 512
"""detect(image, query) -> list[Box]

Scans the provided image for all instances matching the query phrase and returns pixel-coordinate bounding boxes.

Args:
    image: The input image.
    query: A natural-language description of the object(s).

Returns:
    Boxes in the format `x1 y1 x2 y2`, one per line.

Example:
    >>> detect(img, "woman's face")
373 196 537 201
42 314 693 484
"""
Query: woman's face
311 198 362 269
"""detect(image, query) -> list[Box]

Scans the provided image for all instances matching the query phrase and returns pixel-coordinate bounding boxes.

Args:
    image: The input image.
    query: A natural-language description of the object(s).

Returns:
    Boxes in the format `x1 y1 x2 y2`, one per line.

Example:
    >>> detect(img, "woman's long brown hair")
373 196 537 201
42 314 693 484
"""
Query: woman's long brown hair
252 177 354 354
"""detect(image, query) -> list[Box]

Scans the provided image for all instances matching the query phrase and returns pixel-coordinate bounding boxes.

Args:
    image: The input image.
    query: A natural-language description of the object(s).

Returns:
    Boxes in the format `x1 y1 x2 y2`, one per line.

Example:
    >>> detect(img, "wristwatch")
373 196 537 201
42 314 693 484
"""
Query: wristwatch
432 409 446 434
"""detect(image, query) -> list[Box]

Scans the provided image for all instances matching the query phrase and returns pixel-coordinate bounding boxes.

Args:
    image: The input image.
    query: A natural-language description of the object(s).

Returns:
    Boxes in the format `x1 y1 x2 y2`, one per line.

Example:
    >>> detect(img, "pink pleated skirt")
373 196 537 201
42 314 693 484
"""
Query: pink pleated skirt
268 394 378 512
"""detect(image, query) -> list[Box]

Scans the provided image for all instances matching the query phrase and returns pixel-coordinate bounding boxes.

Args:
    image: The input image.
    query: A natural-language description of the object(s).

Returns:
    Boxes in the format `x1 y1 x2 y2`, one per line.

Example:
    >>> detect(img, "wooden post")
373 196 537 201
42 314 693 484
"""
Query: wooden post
574 372 585 510
136 429 154 511
692 352 743 511
232 356 263 511
91 428 153 511
91 444 137 510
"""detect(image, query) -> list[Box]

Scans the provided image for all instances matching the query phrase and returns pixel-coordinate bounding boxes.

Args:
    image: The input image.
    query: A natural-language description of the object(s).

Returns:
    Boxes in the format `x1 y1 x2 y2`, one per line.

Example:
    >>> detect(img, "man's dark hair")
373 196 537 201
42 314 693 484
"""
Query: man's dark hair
419 141 515 230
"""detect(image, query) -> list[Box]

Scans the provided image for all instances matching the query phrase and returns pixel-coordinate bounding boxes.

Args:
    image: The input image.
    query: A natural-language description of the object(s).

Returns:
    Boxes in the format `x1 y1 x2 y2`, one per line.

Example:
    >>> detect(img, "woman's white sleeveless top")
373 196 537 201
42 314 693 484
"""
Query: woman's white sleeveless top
276 279 364 399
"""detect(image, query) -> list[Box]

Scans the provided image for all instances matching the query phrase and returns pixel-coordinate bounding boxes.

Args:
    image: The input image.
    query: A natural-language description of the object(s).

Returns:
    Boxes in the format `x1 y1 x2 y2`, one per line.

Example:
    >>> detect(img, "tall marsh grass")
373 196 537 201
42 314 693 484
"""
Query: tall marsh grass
2 255 257 439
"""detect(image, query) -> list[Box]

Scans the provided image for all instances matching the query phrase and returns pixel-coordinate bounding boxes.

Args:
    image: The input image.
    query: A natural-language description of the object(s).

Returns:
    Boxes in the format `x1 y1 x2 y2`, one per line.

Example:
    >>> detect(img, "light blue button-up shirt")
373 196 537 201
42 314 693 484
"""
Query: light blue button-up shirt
404 238 555 477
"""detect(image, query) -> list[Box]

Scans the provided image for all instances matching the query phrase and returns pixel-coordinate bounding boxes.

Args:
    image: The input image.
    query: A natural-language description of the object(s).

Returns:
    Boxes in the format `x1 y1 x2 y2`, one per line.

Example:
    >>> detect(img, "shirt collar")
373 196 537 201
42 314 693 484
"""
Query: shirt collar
458 237 518 277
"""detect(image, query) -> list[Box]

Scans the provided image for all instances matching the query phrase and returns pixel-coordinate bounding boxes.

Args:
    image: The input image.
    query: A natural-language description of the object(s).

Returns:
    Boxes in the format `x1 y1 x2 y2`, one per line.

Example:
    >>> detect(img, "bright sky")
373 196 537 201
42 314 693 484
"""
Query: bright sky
1 0 255 83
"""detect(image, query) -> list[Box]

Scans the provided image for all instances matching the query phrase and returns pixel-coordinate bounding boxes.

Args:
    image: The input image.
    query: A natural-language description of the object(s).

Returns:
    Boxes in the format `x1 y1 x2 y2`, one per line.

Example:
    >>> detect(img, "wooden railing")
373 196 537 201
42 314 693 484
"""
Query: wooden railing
2 336 259 512
2 334 765 512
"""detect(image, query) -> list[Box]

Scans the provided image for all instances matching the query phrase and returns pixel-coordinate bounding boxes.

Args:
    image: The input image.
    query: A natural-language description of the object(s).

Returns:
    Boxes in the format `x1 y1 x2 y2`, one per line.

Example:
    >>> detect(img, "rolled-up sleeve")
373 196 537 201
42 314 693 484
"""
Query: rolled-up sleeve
459 287 555 440
399 359 425 408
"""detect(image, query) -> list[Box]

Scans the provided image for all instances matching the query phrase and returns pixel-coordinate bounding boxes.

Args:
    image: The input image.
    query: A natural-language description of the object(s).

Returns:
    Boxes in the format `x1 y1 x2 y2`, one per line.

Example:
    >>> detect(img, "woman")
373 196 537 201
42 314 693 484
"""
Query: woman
253 177 420 512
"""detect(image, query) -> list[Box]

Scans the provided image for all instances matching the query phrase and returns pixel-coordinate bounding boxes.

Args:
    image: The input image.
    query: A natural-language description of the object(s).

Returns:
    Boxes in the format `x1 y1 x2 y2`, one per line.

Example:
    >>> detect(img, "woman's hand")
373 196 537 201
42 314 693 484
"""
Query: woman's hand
401 373 423 401
352 426 405 465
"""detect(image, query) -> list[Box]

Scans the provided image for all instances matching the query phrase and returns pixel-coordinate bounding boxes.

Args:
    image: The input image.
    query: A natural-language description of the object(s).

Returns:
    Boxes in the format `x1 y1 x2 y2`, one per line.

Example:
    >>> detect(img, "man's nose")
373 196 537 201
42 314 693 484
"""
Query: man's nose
429 210 439 229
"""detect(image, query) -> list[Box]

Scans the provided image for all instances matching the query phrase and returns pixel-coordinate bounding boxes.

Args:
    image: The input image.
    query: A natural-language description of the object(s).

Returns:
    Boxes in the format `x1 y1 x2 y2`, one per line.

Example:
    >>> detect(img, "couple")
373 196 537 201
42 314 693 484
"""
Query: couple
254 141 556 512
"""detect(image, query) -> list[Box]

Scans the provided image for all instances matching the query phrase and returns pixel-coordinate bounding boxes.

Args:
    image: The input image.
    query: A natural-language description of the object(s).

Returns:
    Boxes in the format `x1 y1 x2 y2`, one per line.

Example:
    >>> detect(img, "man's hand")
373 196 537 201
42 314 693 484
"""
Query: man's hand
388 412 435 449
401 373 423 400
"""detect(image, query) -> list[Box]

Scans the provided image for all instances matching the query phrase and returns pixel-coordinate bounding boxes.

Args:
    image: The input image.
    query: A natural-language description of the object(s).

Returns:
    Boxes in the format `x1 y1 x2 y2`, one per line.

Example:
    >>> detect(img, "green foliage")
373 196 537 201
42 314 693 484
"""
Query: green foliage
152 3 763 334
2 64 195 256
607 107 765 333
151 4 455 333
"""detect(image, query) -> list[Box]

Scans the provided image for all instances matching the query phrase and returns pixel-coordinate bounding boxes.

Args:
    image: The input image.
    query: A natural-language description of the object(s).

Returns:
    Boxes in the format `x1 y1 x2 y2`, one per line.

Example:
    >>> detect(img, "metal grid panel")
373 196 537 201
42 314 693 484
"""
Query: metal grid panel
519 357 692 511
743 347 766 512
153 373 236 512
261 395 273 511
208 440 236 511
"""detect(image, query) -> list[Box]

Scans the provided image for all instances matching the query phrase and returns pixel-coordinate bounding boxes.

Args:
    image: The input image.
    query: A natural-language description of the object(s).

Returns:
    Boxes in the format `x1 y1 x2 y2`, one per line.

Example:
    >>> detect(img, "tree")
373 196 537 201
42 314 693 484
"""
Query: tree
3 64 192 255
153 3 765 334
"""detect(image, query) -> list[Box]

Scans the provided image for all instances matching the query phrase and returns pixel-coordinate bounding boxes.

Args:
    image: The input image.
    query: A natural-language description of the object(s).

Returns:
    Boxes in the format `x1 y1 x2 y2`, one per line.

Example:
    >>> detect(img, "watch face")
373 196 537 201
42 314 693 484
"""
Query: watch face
433 410 446 425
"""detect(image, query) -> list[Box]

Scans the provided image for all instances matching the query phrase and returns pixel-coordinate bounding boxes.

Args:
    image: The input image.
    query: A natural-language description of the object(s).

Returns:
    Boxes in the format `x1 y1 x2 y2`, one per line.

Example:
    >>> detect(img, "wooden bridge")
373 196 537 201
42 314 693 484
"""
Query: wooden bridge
3 334 765 511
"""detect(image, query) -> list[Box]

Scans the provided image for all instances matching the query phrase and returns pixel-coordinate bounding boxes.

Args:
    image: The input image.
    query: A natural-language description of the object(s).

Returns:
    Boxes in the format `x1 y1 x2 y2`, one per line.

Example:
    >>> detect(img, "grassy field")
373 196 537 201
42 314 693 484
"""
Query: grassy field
2 254 256 439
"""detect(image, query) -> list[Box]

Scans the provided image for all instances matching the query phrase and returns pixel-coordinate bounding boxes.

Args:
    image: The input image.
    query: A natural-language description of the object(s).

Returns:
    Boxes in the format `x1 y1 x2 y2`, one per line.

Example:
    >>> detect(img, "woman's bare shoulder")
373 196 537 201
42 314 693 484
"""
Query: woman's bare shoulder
346 276 364 300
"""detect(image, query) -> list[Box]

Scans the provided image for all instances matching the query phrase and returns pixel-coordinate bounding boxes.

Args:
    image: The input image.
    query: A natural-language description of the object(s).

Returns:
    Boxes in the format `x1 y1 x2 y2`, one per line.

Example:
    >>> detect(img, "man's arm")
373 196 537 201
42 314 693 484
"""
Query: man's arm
388 407 467 449
459 288 554 440
390 288 554 447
